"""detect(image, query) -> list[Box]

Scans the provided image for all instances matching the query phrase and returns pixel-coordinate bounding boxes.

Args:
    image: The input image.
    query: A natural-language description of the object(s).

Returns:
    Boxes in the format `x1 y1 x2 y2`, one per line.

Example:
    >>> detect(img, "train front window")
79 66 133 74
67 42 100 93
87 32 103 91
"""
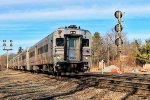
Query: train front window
82 39 89 47
69 38 76 47
56 38 64 46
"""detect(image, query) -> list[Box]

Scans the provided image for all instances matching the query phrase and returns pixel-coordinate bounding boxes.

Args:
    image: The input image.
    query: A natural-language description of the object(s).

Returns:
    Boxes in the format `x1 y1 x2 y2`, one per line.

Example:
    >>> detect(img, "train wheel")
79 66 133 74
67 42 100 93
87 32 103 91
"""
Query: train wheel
53 72 57 76
57 72 61 76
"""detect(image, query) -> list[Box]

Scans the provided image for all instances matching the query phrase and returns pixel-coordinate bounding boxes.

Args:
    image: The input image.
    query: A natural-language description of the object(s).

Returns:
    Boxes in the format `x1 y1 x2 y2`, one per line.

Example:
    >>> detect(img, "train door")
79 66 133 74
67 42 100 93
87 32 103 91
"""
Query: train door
64 34 82 62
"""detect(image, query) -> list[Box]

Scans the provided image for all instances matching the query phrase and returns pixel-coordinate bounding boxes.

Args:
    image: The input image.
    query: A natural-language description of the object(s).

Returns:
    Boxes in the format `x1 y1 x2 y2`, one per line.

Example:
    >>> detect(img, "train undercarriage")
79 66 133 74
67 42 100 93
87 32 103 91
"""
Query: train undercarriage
12 61 89 76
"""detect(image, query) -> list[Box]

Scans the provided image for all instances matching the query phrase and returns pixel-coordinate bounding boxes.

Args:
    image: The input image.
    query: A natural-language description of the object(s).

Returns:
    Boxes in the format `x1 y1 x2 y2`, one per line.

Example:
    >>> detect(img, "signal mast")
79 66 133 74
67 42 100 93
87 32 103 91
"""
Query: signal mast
114 10 124 71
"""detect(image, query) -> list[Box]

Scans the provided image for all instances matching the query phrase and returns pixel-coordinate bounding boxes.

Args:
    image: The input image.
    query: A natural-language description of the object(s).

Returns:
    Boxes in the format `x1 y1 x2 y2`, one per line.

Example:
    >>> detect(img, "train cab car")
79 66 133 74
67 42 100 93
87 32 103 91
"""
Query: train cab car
53 25 92 73
8 25 92 74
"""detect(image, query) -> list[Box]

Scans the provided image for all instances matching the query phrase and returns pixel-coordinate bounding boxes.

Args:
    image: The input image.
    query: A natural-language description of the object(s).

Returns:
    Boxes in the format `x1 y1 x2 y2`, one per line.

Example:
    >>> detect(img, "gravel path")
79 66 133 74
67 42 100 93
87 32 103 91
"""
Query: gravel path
0 70 149 100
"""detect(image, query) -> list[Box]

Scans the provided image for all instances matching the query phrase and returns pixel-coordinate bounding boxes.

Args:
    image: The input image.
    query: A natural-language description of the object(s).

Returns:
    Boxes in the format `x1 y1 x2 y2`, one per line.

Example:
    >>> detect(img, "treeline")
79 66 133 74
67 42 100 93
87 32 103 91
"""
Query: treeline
0 31 149 70
132 39 150 65
92 30 150 68
0 53 15 70
0 47 23 70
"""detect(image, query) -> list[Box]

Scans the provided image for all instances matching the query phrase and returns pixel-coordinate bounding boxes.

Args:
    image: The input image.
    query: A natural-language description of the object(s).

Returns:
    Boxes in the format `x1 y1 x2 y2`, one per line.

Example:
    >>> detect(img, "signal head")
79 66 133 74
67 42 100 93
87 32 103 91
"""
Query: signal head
114 10 123 19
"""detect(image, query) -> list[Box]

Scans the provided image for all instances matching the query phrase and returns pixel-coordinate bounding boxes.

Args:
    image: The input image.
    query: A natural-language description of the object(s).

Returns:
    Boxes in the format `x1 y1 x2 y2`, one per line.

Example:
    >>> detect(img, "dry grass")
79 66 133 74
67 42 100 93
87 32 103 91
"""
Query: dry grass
0 70 149 100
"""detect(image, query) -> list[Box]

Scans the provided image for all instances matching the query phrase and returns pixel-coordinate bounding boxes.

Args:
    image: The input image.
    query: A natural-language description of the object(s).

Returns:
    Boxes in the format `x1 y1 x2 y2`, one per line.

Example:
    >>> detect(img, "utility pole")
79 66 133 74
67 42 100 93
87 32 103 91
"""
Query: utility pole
107 34 113 66
3 40 13 70
107 42 110 66
114 10 124 72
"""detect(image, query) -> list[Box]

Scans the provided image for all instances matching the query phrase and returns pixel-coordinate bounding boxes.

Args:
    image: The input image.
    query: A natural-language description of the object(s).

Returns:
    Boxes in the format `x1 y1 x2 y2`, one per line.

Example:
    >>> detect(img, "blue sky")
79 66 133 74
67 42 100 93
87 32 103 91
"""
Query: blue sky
0 0 150 54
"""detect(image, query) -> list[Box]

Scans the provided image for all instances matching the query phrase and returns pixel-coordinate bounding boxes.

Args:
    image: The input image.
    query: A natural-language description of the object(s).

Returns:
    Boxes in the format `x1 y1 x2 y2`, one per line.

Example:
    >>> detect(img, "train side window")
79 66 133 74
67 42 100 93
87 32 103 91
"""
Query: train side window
44 44 48 52
41 47 43 54
29 51 35 58
56 38 64 46
82 39 89 47
19 57 22 61
22 55 26 60
38 47 43 54
38 48 40 54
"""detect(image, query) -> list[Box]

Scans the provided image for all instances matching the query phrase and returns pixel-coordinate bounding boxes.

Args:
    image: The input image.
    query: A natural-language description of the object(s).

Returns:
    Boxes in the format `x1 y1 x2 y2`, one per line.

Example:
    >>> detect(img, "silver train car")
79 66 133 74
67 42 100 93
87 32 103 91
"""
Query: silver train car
9 25 92 74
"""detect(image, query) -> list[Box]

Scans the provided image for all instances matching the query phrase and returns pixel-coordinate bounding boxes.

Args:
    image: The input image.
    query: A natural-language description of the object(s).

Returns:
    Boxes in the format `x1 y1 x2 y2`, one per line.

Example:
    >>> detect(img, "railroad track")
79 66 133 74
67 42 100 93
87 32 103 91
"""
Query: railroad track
85 72 150 82
15 69 150 95
59 73 150 97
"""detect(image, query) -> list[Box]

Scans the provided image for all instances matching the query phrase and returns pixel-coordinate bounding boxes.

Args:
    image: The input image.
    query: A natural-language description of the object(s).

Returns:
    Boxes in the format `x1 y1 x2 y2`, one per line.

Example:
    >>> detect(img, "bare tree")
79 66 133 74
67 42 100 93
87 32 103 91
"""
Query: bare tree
0 53 15 71
0 55 7 70
102 30 117 66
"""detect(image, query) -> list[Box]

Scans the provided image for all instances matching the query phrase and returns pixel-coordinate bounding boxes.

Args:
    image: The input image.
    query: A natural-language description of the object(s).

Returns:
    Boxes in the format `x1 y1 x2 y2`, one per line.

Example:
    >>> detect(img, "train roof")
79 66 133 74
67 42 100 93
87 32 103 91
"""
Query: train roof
20 25 91 51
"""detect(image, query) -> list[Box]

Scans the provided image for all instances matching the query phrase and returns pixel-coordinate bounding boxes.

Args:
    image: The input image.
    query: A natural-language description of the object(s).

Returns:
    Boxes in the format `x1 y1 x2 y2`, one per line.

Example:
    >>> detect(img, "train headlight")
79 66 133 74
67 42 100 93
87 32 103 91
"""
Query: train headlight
85 57 88 59
56 55 61 60
84 56 89 60
84 66 88 69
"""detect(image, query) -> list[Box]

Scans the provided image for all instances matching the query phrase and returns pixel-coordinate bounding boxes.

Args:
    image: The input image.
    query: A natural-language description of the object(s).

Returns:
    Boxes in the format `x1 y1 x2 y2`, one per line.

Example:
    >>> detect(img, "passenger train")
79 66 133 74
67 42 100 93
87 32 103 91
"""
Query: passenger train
9 25 92 75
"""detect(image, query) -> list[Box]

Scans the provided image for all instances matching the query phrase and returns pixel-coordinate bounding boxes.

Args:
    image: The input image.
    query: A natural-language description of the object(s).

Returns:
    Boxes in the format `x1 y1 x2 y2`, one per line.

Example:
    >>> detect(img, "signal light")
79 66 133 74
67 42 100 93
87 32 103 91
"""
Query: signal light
114 10 122 19
115 24 123 32
3 40 6 42
10 43 13 47
3 43 6 46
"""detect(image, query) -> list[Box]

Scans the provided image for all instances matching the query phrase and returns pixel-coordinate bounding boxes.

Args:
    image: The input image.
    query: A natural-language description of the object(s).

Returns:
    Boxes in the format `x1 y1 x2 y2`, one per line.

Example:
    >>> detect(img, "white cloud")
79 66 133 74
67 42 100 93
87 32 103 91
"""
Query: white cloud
120 5 150 16
0 0 84 6
0 7 114 20
127 33 150 42
14 39 39 45
0 0 58 5
0 4 150 20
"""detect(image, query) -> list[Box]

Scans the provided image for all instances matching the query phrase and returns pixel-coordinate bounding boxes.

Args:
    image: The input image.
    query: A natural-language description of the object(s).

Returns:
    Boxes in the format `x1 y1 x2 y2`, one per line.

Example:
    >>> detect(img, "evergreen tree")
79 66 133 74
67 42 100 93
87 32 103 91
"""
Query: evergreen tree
134 38 150 65
92 32 103 65
18 47 23 54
